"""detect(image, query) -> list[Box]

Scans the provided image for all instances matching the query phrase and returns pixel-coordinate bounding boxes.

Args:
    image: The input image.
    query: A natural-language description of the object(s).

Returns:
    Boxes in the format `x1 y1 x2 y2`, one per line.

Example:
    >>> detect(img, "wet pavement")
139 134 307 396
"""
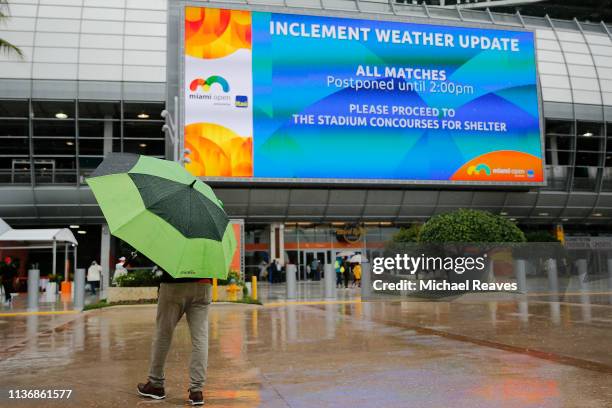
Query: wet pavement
0 290 611 407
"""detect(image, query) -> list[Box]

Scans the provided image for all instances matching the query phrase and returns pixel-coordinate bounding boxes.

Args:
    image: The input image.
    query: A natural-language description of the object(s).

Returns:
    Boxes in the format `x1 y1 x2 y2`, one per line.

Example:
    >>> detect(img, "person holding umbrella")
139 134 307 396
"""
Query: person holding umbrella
87 153 236 406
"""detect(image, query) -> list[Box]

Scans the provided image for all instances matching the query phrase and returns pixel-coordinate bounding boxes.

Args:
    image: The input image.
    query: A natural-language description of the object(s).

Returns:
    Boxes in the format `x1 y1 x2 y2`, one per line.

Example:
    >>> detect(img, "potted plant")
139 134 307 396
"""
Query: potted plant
46 274 60 294
107 269 162 303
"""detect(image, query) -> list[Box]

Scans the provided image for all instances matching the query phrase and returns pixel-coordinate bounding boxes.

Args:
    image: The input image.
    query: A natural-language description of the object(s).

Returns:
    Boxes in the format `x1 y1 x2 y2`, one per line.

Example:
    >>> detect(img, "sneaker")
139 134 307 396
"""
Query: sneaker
188 390 204 406
137 382 165 400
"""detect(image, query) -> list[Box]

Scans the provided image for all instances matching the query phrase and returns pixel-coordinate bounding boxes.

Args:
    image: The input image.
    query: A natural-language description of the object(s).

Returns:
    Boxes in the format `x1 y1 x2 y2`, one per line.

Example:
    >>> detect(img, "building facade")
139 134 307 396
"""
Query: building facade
1 0 612 273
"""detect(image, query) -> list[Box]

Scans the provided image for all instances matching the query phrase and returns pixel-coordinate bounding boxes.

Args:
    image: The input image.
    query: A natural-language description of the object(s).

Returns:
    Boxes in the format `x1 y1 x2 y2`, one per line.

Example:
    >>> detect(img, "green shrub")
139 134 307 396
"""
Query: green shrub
115 269 162 287
418 209 526 243
524 230 559 242
392 225 421 243
217 270 243 286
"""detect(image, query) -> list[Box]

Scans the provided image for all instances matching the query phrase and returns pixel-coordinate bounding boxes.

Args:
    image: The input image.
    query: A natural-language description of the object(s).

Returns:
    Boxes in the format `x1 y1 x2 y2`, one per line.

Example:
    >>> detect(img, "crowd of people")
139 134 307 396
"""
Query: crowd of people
253 256 362 287
335 257 361 288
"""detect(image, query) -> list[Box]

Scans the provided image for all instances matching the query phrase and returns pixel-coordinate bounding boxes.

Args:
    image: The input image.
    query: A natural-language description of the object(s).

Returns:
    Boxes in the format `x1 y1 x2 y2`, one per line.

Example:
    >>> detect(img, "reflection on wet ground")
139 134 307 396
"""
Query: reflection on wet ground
1 293 611 407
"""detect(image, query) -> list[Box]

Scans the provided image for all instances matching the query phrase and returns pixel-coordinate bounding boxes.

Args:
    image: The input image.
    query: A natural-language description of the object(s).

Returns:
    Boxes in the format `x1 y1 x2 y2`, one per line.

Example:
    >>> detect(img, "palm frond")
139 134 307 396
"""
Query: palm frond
0 1 24 58
0 38 23 58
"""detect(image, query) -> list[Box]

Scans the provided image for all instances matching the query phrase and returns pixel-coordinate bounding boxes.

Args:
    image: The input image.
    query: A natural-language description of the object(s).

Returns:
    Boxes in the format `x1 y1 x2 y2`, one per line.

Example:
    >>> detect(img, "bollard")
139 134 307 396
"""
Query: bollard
607 259 612 304
576 259 588 288
61 280 72 295
546 258 559 294
74 268 85 311
251 275 258 301
514 259 527 293
360 262 372 299
286 264 297 300
27 268 40 312
212 278 218 302
576 258 591 322
324 263 335 299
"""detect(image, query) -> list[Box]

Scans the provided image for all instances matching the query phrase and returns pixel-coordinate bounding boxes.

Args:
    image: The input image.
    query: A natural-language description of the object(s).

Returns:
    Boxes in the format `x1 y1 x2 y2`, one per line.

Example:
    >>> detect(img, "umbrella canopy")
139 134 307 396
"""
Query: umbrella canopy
336 251 355 258
349 254 367 263
87 153 236 279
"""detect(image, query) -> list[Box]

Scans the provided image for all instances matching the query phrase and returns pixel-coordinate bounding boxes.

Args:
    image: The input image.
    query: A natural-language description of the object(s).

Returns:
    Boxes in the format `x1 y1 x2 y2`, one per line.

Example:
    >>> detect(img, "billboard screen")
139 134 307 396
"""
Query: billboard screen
183 6 543 184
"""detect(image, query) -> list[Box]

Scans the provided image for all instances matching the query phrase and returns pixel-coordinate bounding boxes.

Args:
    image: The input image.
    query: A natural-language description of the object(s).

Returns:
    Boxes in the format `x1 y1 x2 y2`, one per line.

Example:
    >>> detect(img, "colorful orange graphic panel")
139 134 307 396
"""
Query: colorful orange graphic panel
451 150 543 182
185 123 253 177
185 7 251 59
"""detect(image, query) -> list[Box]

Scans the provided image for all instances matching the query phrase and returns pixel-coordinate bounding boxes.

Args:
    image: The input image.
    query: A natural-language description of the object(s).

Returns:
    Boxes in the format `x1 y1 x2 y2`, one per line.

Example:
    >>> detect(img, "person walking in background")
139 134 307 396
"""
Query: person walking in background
274 259 282 283
87 260 102 295
0 257 17 305
257 260 267 280
335 257 343 288
113 256 128 284
267 261 275 284
352 263 362 288
137 267 213 406
342 257 351 289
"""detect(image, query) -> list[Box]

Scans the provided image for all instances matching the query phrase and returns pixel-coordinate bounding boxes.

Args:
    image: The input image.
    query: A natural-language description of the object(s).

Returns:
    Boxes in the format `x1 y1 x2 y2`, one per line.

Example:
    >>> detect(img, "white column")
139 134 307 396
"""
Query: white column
269 223 285 265
103 115 113 155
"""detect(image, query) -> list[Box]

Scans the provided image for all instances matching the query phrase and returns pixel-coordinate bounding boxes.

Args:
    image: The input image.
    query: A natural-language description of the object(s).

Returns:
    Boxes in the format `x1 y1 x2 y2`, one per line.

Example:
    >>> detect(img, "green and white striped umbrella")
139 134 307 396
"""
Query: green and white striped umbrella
87 153 236 279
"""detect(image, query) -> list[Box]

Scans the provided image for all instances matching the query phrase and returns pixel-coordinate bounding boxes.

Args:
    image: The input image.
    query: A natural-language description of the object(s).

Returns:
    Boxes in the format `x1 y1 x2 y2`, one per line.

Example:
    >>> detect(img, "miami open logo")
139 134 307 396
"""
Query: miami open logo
467 164 491 176
188 75 231 104
189 76 230 93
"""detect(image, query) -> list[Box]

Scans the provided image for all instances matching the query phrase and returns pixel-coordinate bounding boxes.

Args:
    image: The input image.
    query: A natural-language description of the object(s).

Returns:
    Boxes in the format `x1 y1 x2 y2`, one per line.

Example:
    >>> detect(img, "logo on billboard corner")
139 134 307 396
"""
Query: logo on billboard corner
467 164 491 176
235 95 248 108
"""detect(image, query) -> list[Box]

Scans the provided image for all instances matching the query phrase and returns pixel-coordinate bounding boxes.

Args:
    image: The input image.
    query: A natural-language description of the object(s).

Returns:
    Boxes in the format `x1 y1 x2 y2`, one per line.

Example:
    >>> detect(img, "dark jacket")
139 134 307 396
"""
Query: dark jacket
0 262 17 279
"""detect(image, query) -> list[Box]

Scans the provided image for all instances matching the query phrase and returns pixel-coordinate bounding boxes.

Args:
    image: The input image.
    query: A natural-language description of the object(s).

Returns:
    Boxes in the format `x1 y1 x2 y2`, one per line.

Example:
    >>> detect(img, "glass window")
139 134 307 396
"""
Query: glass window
545 165 569 190
78 139 105 155
577 121 602 137
78 101 120 119
0 100 29 118
112 138 122 152
545 119 574 135
0 137 29 155
79 156 103 171
33 157 76 184
78 121 120 138
572 167 600 191
546 135 573 151
575 152 601 167
123 102 164 121
33 138 76 155
33 120 75 137
0 119 28 137
576 136 603 152
32 100 75 119
545 150 572 166
123 121 163 139
0 158 30 184
123 139 164 156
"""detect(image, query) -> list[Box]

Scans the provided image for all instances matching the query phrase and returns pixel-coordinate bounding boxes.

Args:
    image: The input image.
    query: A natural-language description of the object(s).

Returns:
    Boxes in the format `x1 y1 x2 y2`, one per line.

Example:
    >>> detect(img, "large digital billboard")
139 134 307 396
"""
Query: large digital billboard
183 6 543 184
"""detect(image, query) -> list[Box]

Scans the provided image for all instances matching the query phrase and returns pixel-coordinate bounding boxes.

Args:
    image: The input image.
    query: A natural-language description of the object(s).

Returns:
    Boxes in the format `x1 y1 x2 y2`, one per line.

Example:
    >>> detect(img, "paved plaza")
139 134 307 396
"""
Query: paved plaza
0 284 611 407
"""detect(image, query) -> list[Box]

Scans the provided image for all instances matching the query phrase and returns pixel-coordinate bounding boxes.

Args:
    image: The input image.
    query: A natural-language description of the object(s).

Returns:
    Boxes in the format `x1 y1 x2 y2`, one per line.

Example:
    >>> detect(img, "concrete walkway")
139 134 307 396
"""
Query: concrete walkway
0 294 611 407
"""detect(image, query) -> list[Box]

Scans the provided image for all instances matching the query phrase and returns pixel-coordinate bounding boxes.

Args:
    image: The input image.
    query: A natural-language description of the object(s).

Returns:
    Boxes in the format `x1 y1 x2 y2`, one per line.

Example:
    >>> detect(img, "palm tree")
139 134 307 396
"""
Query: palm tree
0 0 23 57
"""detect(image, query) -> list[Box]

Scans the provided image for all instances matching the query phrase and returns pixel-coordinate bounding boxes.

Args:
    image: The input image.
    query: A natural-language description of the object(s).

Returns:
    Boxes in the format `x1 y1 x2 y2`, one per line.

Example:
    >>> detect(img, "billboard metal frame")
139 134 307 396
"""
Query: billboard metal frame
174 0 547 188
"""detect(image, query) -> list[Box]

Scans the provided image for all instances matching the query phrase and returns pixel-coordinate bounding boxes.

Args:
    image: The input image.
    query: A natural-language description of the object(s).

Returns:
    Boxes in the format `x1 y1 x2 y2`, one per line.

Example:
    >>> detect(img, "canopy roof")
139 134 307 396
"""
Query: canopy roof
0 219 78 245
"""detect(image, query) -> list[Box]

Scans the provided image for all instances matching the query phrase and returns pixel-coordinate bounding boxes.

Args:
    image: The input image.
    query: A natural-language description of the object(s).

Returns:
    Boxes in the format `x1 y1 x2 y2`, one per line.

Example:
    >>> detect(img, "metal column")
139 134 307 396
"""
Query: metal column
100 224 110 299
514 259 527 293
324 263 335 299
286 264 297 300
27 268 39 311
360 262 372 299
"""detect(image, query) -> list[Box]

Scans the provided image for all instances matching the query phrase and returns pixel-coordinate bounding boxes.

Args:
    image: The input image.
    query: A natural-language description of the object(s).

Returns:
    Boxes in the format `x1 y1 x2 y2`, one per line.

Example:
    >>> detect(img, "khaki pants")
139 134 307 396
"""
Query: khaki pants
148 282 212 392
